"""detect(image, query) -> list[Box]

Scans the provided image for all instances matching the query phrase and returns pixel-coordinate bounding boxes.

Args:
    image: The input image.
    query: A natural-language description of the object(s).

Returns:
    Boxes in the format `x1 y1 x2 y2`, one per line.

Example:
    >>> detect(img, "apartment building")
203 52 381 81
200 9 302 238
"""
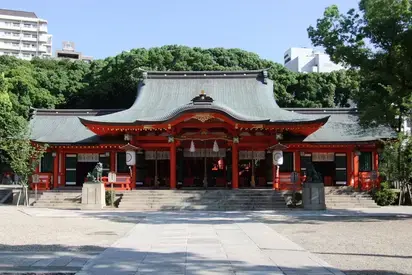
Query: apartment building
56 41 93 63
0 9 52 60
284 47 344 73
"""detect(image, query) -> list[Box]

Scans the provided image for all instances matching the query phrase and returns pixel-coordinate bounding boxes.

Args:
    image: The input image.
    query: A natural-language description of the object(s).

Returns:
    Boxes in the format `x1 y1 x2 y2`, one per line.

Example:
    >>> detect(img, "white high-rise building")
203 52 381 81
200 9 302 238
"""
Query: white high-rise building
0 9 52 60
284 47 344 73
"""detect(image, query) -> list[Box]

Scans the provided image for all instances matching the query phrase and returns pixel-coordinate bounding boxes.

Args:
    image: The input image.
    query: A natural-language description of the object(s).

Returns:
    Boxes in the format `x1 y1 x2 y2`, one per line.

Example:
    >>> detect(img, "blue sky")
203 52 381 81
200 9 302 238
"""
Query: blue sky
3 0 359 63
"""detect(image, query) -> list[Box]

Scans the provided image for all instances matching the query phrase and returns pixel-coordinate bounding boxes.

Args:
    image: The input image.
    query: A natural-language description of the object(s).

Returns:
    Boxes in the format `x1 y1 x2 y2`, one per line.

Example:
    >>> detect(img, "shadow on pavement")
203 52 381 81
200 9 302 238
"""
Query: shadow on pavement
0 244 406 275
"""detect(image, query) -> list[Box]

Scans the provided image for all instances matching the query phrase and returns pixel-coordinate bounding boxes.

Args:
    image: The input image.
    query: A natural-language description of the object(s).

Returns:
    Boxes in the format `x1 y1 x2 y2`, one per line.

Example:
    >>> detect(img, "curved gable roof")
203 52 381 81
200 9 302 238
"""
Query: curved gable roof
80 70 329 125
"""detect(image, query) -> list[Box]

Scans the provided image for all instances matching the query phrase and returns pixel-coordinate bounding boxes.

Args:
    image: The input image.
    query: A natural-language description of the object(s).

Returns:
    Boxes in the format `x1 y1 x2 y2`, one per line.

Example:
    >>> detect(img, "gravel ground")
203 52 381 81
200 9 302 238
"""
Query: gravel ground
264 215 412 275
0 207 135 252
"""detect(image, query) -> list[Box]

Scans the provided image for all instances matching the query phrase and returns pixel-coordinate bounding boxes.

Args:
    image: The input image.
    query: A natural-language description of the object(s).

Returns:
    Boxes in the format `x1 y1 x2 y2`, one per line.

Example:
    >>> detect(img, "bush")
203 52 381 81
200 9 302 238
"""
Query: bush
372 182 397 206
105 190 116 206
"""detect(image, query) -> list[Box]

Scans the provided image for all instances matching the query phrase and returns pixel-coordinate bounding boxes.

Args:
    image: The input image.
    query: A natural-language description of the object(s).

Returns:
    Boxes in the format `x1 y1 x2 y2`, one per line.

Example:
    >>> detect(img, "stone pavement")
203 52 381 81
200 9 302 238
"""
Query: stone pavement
78 212 344 275
0 251 99 273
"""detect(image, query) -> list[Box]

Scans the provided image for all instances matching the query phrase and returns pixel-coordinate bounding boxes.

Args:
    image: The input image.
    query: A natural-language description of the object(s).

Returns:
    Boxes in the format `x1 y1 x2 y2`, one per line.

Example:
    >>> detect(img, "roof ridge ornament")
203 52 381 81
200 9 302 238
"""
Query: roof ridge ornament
262 70 268 84
191 90 214 105
142 71 148 85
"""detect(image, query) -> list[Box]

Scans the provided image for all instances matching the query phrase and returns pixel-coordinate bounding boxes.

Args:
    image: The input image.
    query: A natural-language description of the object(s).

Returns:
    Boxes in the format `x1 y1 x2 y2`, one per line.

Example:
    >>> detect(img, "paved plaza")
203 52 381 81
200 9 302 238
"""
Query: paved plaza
0 206 411 274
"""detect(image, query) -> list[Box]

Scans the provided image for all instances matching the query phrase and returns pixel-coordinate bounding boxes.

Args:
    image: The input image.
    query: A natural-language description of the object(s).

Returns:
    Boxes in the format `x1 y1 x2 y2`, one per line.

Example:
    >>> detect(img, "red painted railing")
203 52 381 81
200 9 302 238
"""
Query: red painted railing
84 174 132 190
30 173 52 190
359 172 380 191
102 175 132 190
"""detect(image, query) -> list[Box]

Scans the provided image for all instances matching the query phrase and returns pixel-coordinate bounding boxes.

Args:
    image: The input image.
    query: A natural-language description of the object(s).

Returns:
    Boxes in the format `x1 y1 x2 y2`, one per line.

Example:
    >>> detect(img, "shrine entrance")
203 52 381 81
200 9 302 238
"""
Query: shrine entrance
179 140 228 189
181 157 226 188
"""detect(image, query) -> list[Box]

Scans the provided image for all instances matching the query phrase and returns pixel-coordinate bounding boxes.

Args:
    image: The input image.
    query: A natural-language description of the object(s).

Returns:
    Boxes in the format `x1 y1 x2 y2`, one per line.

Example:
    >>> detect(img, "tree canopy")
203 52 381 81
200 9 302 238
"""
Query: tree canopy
308 0 412 129
0 46 359 116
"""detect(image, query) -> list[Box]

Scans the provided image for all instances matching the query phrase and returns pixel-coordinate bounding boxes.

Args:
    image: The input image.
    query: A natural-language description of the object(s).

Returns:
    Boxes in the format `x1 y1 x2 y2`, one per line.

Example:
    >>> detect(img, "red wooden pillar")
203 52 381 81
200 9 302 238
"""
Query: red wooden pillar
53 151 59 189
61 151 66 187
373 151 380 188
272 165 279 190
131 165 136 189
353 153 360 190
110 151 116 172
347 151 353 187
170 142 177 189
373 151 379 171
294 151 301 184
232 142 239 189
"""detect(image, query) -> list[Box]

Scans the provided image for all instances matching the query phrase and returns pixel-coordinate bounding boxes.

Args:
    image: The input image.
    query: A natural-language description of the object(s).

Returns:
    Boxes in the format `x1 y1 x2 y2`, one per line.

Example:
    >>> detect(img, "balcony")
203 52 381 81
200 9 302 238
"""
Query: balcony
38 45 51 54
21 46 37 52
21 36 37 42
38 35 51 43
21 25 37 32
0 43 20 50
0 34 21 41
0 23 20 30
39 25 48 33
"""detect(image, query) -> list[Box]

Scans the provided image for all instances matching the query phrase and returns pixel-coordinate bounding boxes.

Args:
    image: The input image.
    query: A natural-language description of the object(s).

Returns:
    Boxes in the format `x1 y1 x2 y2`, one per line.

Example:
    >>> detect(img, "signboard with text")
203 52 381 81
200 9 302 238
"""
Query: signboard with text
78 153 99 162
312 152 335 162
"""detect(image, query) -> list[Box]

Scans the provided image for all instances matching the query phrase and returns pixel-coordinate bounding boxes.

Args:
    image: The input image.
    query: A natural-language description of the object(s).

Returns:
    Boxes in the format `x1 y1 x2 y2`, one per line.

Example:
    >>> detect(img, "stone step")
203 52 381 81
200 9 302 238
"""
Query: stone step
118 190 287 210
40 193 82 197
326 195 372 198
33 203 82 209
37 200 82 204
123 192 282 197
325 198 375 202
120 197 285 201
327 204 380 209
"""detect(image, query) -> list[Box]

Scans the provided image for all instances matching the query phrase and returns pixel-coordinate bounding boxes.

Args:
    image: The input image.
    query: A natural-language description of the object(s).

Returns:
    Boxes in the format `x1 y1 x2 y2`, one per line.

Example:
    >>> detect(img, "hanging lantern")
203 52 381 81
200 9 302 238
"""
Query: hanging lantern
213 140 219 152
272 150 284 165
189 140 195 152
126 150 136 166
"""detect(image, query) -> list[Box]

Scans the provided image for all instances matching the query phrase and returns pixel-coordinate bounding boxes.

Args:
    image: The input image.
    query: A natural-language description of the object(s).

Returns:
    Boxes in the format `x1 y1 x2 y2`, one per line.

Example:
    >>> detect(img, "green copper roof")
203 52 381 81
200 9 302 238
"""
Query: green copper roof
79 70 329 125
29 109 123 144
286 108 397 142
29 108 395 144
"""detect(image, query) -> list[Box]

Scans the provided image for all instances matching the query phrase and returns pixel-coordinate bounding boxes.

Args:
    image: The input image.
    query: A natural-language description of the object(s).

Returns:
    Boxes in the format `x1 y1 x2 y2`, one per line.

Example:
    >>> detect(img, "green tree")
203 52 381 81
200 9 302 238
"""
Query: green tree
308 0 412 129
65 45 359 109
0 74 27 165
379 134 412 204
0 73 44 199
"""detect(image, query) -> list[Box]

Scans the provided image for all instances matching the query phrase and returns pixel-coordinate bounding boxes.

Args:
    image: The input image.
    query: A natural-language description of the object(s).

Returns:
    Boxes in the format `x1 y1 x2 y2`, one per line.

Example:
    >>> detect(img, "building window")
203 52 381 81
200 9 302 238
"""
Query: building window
23 33 31 38
117 152 130 173
284 57 291 64
13 23 20 27
12 33 19 37
23 44 30 48
24 24 31 28
40 152 53 173
359 152 372 172
335 153 347 184
65 154 77 185
279 152 294 173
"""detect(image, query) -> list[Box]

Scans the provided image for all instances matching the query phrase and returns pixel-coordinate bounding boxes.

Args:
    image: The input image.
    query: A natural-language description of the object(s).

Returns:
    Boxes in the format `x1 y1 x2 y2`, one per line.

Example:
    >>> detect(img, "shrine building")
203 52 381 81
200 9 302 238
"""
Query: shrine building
29 70 394 191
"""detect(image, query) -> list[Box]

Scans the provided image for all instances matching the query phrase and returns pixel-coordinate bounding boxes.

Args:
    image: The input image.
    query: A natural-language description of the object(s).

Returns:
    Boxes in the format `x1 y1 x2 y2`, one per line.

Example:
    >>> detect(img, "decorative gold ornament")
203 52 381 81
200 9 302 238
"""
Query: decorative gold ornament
192 113 214 123
252 124 264 129
143 125 154 130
